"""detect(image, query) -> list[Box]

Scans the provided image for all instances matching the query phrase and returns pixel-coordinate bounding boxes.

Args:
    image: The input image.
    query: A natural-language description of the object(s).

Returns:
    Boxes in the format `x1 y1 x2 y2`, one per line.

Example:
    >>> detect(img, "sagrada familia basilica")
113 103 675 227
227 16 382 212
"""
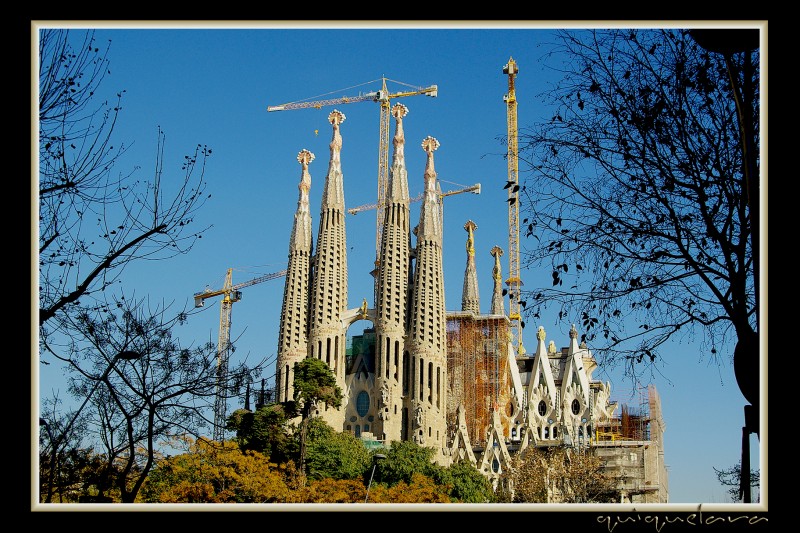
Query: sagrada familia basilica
273 104 668 502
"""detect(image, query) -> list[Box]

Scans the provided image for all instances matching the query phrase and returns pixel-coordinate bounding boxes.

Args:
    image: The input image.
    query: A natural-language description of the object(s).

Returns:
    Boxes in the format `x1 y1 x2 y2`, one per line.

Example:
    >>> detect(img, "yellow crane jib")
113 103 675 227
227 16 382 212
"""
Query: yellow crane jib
194 268 288 307
267 78 438 262
347 182 481 215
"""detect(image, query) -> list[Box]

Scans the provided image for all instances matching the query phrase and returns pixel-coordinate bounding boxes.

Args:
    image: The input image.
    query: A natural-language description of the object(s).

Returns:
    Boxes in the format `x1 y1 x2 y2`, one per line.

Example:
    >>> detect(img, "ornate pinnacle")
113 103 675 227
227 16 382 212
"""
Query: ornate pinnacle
391 103 409 120
421 135 440 154
422 136 440 189
297 149 314 192
327 110 346 168
464 220 477 257
297 149 315 166
391 103 407 163
328 109 346 126
570 323 578 339
537 325 546 341
490 246 504 282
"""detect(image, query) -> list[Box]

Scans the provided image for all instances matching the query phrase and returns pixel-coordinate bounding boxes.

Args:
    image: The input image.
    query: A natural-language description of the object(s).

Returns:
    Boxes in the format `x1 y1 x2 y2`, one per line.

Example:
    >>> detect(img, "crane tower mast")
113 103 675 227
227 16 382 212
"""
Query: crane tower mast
194 267 287 441
504 57 525 358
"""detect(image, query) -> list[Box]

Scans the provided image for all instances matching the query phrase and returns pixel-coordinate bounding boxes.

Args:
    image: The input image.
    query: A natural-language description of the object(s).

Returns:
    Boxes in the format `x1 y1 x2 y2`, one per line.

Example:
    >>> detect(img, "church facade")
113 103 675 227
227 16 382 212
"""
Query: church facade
274 105 668 502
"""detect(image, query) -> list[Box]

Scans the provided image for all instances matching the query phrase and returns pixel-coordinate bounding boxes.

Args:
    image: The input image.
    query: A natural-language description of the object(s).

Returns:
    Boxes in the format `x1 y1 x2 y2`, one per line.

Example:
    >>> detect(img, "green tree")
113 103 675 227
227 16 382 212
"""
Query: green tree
305 422 372 481
374 439 442 487
292 358 343 474
436 461 496 503
226 403 296 463
517 28 759 387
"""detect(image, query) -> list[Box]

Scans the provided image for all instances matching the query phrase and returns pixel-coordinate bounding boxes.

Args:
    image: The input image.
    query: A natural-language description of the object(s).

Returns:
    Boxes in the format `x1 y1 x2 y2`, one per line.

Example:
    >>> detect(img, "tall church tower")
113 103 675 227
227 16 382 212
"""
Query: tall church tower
308 110 349 429
374 104 412 444
275 149 314 404
405 136 448 458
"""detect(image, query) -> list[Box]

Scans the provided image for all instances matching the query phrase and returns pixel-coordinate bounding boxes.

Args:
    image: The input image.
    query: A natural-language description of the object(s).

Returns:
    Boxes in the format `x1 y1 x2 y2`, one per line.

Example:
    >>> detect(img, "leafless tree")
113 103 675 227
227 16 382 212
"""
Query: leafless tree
38 28 212 338
517 28 759 385
53 295 267 502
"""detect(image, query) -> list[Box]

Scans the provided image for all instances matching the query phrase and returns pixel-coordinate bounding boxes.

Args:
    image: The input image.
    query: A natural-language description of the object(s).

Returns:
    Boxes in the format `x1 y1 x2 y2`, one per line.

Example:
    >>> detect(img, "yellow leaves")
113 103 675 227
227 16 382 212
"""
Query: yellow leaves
367 473 451 503
141 438 291 503
295 478 366 503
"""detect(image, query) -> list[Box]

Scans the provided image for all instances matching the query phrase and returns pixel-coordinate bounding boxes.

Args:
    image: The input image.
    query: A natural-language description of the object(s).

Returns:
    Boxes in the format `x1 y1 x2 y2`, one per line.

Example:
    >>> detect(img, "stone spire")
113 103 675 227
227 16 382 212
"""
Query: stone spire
561 324 591 444
308 110 349 429
461 220 480 314
406 135 447 461
518 325 559 452
417 136 443 241
489 245 505 316
276 149 314 403
387 104 410 202
374 103 412 444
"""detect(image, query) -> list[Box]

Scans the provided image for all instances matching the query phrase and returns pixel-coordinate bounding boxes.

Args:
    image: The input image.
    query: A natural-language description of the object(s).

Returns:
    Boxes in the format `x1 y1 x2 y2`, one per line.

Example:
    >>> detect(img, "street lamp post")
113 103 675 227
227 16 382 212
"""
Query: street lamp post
364 453 386 503
39 350 142 503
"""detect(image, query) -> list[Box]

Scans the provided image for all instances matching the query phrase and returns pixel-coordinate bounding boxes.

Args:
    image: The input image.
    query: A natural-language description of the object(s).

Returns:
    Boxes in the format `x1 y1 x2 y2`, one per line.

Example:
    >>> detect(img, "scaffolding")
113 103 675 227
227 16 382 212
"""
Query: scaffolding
593 384 658 443
446 312 513 448
591 384 668 503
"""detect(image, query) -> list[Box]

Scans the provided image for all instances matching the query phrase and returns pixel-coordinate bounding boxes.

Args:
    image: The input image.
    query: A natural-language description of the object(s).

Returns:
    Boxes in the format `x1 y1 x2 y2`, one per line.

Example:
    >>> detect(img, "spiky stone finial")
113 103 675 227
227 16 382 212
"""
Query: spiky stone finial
421 135 440 154
328 109 346 126
391 102 409 120
297 149 315 166
537 325 546 341
570 324 578 339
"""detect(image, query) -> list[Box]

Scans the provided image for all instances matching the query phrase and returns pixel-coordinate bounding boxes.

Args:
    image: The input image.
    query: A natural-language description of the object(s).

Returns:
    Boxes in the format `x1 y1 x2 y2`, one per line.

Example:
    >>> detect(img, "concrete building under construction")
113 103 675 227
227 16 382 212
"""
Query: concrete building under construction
272 102 668 502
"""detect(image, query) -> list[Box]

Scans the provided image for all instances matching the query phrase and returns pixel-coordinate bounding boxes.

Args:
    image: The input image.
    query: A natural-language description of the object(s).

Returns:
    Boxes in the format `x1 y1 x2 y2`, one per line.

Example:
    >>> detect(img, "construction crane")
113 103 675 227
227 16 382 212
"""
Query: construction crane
503 57 525 358
346 182 482 215
193 267 287 441
348 181 480 305
268 77 438 261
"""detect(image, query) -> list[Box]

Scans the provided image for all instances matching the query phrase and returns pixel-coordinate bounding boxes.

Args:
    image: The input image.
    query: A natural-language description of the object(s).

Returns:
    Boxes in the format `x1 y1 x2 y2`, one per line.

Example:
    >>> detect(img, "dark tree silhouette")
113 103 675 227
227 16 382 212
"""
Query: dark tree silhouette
38 28 212 337
714 461 760 502
517 28 759 384
49 295 267 503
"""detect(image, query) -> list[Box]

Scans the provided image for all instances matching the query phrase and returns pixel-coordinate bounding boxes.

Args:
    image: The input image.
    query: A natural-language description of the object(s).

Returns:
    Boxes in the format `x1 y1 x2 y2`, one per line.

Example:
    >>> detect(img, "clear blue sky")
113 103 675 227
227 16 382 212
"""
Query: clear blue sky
34 21 765 505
